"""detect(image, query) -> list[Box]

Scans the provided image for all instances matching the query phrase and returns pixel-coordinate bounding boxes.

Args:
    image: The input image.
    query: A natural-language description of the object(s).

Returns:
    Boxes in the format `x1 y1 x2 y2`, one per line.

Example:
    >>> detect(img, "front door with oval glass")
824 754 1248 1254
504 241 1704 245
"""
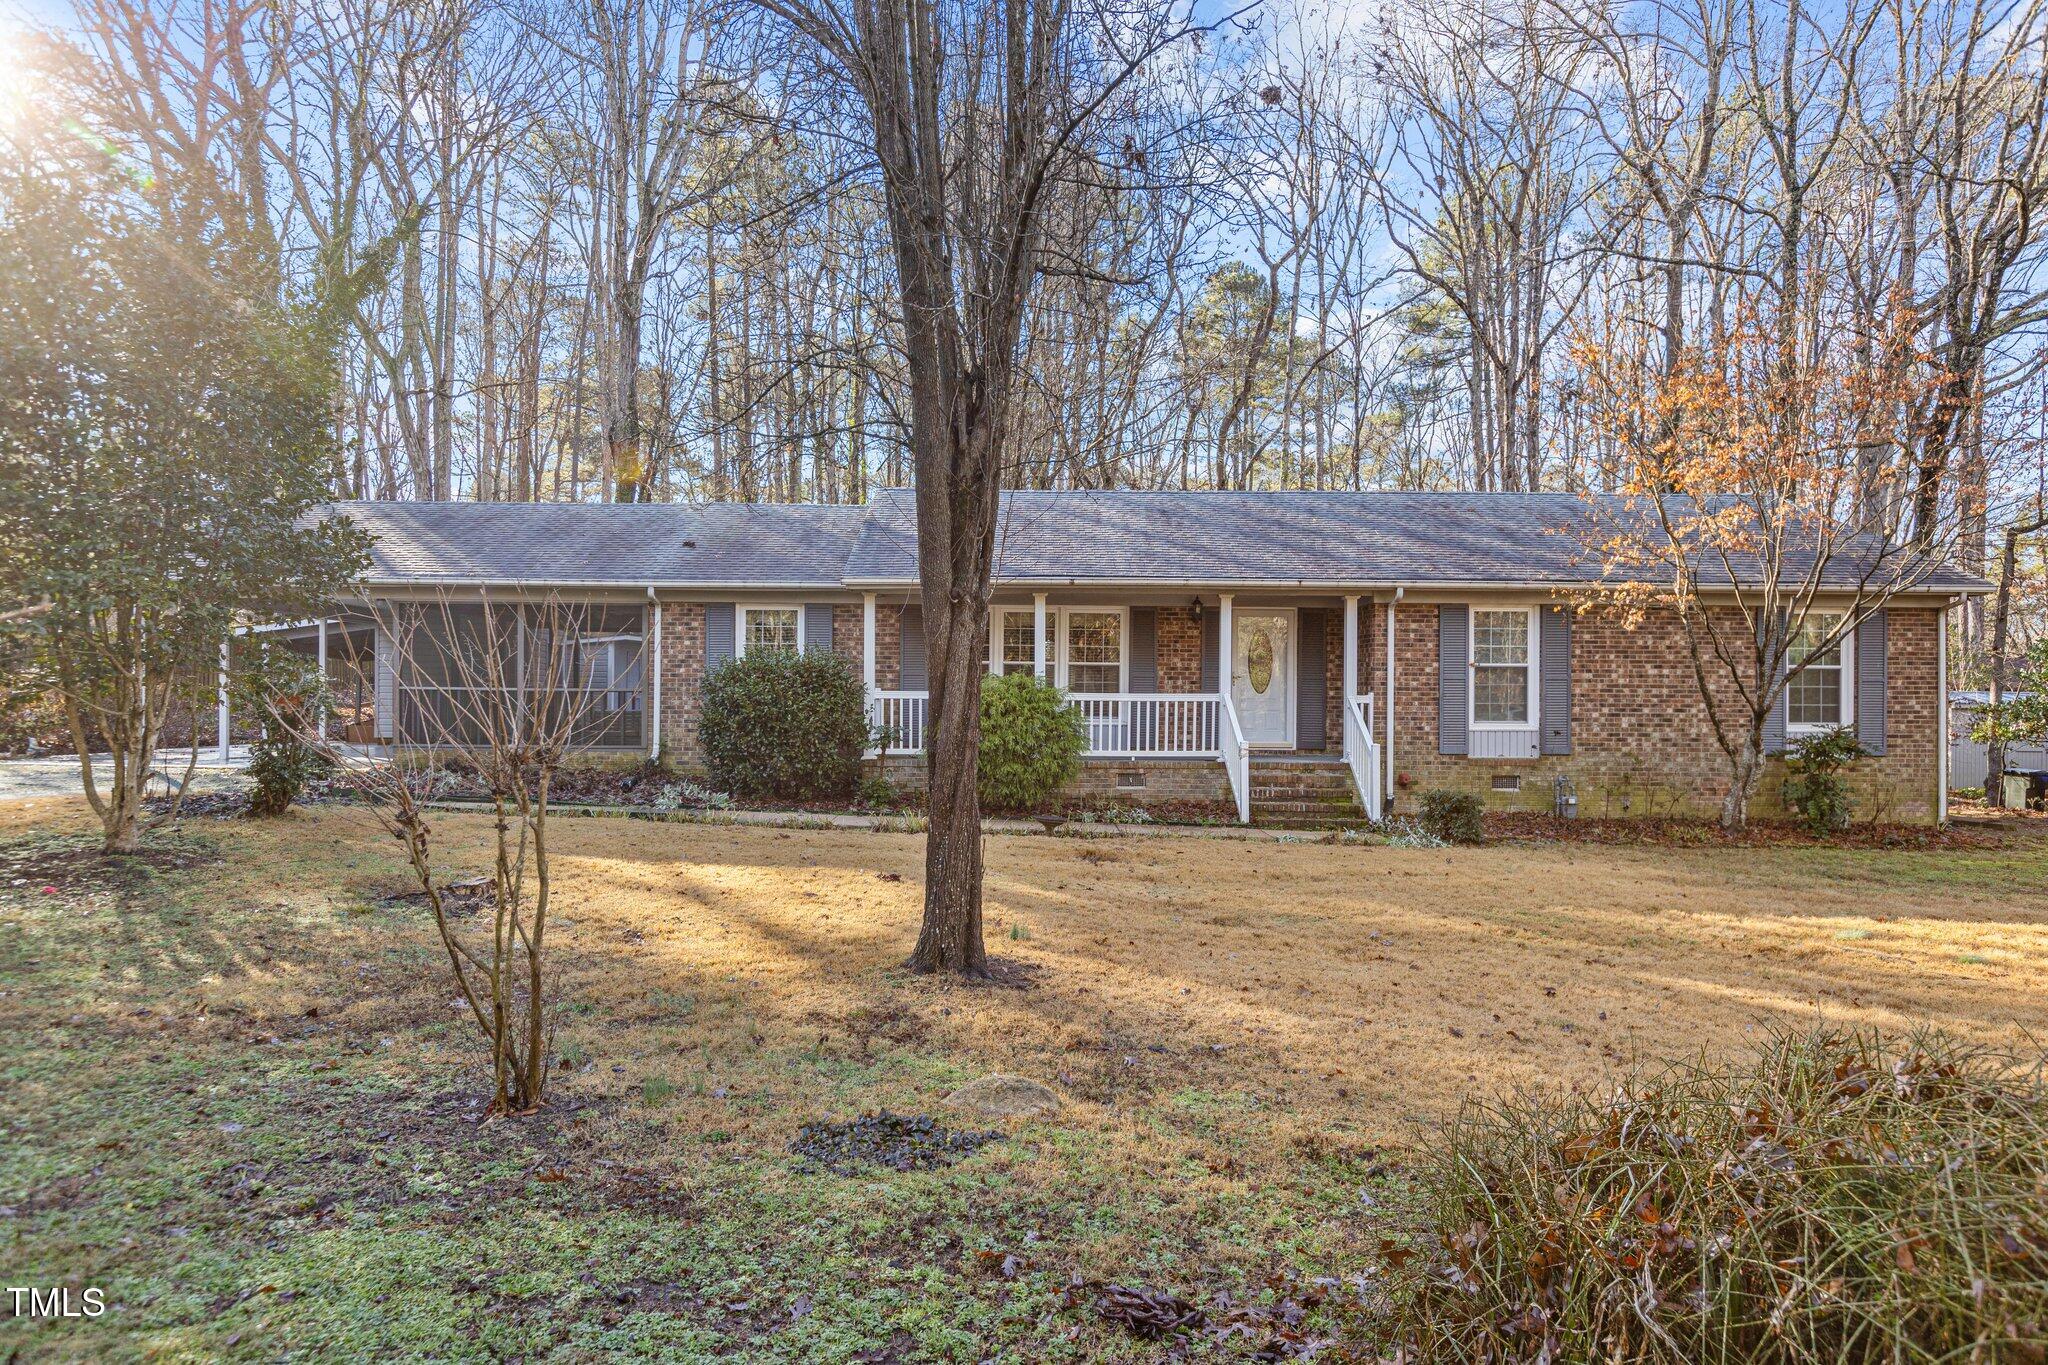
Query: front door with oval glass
1231 610 1294 747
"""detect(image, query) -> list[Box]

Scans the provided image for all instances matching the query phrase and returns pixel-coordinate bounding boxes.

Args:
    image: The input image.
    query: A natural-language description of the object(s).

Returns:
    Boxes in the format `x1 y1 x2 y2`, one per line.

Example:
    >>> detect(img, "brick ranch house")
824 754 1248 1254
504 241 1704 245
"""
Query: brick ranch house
310 490 1986 827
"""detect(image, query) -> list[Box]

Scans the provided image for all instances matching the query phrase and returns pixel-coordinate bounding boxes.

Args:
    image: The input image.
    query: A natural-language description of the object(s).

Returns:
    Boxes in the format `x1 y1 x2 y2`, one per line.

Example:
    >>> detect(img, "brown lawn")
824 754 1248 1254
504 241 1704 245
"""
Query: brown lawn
6 795 2046 1359
11 797 2044 1138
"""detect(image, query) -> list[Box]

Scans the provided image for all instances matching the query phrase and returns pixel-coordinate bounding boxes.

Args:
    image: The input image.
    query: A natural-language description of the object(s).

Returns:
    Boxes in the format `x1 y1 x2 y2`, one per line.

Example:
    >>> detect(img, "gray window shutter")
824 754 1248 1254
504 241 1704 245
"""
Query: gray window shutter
1130 608 1158 691
1297 608 1327 751
1438 605 1468 755
1761 610 1788 755
705 603 735 672
1539 605 1572 755
1129 607 1157 749
899 606 927 690
804 603 834 656
1856 609 1887 756
1200 604 1220 692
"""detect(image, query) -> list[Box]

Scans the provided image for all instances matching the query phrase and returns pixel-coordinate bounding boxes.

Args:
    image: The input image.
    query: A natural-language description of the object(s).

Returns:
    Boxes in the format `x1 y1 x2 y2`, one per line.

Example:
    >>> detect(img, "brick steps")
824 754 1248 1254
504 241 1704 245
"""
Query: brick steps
1248 757 1367 829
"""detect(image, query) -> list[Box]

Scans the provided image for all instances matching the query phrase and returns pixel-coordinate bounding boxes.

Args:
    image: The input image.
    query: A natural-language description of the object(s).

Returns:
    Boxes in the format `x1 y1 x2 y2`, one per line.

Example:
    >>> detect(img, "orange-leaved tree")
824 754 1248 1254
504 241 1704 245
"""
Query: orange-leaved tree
1571 321 1960 828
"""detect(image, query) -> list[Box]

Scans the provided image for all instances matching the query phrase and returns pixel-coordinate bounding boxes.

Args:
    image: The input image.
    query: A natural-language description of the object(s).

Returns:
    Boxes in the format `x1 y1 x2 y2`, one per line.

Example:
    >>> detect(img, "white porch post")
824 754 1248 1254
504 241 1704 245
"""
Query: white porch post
1032 592 1048 679
216 638 231 763
1385 589 1403 799
316 615 329 740
1218 593 1234 697
649 597 663 761
862 592 878 692
1342 594 1359 702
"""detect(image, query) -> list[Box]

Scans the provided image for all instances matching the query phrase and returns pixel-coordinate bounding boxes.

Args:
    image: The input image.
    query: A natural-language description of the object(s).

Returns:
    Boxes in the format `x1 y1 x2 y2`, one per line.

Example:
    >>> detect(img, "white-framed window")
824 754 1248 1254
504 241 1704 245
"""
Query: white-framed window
738 605 803 657
990 607 1048 677
986 606 1125 691
1470 606 1537 728
1062 608 1125 694
1787 612 1854 731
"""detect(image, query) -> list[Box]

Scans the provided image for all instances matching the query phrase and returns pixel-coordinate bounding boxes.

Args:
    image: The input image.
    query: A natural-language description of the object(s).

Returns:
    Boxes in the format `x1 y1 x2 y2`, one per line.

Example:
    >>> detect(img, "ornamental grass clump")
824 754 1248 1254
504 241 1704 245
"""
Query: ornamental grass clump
1393 1025 2048 1363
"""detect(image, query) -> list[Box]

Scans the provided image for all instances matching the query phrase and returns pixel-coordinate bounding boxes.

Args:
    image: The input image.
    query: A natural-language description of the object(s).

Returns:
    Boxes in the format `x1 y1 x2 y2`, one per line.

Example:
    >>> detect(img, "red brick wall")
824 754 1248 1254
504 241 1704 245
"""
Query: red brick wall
876 604 904 689
1156 605 1206 692
832 605 863 671
658 600 882 770
1386 601 1942 823
1320 609 1344 750
656 601 707 768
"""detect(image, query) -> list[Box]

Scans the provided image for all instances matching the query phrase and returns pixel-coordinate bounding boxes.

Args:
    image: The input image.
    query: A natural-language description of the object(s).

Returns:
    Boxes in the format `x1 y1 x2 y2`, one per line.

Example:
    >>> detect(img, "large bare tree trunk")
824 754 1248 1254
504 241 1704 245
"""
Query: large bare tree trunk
756 0 1195 973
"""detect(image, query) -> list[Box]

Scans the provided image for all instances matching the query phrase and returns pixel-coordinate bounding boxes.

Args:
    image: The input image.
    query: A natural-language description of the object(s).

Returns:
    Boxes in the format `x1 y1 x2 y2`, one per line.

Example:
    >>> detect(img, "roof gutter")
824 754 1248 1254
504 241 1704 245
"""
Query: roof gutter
358 578 860 592
840 576 1987 596
355 573 1988 597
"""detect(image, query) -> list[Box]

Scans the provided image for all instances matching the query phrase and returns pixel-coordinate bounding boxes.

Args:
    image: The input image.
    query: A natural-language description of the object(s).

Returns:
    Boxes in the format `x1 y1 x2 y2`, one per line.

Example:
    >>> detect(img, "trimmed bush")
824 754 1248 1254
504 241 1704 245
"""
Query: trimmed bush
1391 1025 2048 1362
1782 724 1866 835
699 649 867 801
978 673 1087 813
1418 789 1484 844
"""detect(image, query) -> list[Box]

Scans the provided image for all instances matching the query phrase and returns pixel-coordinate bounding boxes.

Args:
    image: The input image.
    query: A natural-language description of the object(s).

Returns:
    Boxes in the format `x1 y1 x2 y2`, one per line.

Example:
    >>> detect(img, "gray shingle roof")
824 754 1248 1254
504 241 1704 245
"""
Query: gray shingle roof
323 492 1986 594
844 489 1986 592
332 500 868 586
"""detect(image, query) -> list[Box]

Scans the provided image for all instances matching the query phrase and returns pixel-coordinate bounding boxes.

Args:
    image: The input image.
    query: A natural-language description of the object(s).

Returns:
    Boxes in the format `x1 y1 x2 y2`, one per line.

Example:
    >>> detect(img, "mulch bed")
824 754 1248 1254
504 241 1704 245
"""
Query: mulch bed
144 790 249 819
1483 811 2015 850
1051 796 1239 826
420 760 1239 825
788 1112 1002 1175
429 762 922 817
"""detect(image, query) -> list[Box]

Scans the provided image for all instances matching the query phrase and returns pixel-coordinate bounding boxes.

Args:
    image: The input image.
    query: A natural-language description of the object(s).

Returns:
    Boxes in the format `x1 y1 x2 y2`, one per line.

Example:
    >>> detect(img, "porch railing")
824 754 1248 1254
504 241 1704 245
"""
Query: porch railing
1066 693 1222 757
867 691 1230 762
869 690 930 755
1343 694 1382 822
1218 695 1251 824
865 687 1256 821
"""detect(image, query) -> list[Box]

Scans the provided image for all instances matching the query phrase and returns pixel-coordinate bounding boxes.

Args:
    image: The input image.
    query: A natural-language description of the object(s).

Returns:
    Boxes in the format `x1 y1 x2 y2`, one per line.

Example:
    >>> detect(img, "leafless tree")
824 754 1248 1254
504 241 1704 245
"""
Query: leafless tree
748 0 1219 974
307 594 630 1111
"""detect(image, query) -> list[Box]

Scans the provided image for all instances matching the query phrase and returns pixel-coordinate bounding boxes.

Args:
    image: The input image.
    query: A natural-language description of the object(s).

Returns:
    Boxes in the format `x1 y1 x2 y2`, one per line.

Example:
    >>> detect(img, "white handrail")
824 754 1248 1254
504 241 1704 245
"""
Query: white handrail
869 687 1254 824
1064 692 1222 757
1218 694 1252 824
868 690 929 753
1343 695 1383 822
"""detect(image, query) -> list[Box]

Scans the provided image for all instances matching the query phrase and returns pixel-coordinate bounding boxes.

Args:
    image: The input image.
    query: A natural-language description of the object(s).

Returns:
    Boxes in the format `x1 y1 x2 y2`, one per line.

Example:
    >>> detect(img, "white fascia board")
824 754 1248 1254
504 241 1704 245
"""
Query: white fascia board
842 576 1980 596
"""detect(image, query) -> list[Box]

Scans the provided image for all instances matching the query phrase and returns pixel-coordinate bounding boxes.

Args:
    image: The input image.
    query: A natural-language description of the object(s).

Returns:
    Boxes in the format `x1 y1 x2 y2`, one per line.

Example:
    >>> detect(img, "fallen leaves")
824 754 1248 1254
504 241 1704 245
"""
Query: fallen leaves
1064 1270 1360 1359
787 1111 1002 1175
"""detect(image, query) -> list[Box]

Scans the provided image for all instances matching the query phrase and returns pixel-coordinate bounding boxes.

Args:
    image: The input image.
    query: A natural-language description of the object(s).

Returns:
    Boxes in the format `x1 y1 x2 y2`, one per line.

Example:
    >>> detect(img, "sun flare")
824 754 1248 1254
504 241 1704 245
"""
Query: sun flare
0 21 41 135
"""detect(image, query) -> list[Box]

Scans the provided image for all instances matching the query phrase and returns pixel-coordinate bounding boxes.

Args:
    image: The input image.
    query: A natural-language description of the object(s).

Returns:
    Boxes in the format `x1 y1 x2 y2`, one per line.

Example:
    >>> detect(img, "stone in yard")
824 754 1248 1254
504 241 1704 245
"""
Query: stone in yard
944 1074 1062 1119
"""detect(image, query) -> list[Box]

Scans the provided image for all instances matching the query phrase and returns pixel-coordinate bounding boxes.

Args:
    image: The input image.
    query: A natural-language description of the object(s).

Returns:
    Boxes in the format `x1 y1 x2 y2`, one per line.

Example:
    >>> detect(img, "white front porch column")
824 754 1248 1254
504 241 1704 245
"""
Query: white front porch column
1385 589 1403 799
216 638 231 763
1032 592 1048 679
1218 594 1234 697
862 592 878 692
316 615 329 739
1341 594 1359 702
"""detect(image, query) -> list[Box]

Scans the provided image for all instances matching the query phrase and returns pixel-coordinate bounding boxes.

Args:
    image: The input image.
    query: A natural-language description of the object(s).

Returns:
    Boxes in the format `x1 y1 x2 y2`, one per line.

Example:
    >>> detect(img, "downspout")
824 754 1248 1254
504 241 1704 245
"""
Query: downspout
648 587 662 762
1384 588 1403 804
